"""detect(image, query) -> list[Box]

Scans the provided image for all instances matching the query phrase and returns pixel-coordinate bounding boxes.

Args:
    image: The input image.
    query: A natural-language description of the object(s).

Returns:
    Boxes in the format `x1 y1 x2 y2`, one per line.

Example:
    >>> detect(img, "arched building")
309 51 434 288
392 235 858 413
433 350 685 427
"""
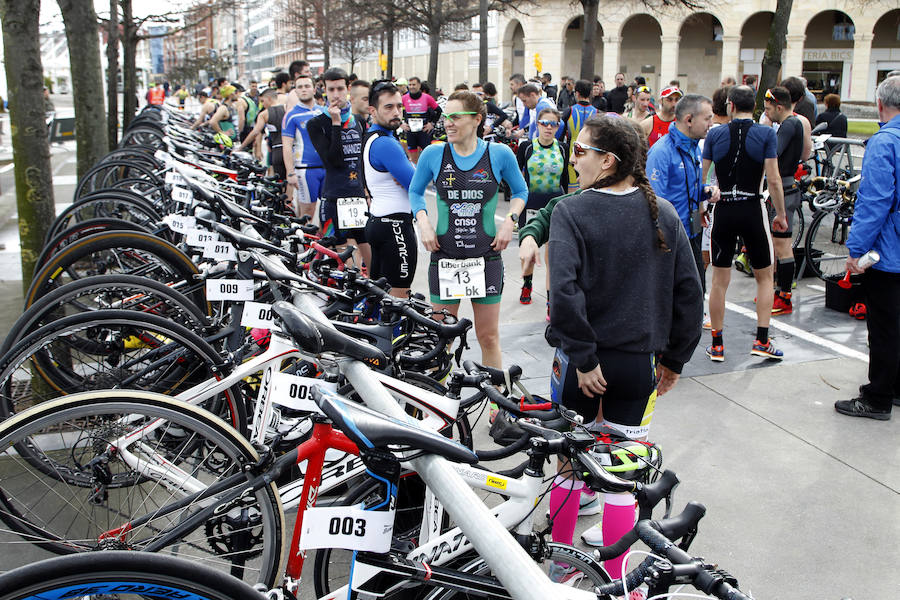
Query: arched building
340 1 899 104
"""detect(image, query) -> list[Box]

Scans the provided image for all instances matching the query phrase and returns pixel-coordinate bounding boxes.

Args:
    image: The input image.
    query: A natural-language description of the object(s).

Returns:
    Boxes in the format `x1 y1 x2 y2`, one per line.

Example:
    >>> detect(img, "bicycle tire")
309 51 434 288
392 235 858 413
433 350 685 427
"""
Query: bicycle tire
791 204 805 250
74 160 162 200
0 551 265 600
0 309 244 432
36 218 154 272
48 195 162 242
0 391 283 587
25 230 205 312
804 207 853 282
0 274 210 356
119 126 167 149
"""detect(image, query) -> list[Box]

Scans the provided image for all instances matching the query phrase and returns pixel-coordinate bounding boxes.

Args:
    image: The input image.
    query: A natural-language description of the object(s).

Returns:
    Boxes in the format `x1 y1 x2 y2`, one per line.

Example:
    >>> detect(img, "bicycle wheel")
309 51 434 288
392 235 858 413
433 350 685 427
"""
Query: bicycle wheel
36 218 156 273
0 274 210 356
48 194 162 242
422 544 613 599
804 206 853 281
312 473 434 598
0 552 265 600
791 204 805 249
0 391 283 587
0 310 244 431
24 230 204 312
74 160 162 200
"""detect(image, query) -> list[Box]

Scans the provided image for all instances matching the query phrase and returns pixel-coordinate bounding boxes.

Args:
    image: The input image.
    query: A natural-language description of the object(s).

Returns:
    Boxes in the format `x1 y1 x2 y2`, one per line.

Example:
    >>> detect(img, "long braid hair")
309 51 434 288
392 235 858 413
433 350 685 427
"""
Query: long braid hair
581 116 670 252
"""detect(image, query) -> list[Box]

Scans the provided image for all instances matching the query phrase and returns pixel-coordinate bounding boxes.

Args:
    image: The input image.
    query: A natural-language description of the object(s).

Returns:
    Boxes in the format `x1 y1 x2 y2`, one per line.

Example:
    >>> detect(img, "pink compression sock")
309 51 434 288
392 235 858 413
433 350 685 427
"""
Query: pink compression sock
549 476 583 548
602 492 637 579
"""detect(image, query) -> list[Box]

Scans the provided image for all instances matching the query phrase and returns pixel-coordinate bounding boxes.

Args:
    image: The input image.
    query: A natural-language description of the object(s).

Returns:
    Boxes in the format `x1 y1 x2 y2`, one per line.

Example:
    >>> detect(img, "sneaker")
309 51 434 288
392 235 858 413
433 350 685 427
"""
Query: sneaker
734 252 752 276
580 523 603 547
577 494 603 516
751 339 784 360
771 292 793 315
834 397 891 420
702 313 712 329
548 562 584 585
520 283 533 305
706 344 724 362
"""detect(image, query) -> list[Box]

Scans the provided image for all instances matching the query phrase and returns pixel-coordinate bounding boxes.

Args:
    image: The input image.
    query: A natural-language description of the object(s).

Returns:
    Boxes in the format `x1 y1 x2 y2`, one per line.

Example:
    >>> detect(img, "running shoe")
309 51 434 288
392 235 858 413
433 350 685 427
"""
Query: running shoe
702 313 712 329
771 292 792 315
751 339 784 360
580 523 603 547
520 283 533 305
706 344 724 362
548 562 584 585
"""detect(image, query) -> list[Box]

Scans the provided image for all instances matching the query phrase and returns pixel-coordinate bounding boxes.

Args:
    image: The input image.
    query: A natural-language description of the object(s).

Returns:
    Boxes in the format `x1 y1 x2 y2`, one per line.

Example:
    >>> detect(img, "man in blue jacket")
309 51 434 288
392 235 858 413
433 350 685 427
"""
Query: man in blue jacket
835 76 900 420
647 94 719 296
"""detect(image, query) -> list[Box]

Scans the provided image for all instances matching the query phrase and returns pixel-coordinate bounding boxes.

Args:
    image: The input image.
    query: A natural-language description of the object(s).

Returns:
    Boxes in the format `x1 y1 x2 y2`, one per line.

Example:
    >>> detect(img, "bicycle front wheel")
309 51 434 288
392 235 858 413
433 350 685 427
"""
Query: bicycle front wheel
805 207 853 281
0 551 264 600
0 391 283 587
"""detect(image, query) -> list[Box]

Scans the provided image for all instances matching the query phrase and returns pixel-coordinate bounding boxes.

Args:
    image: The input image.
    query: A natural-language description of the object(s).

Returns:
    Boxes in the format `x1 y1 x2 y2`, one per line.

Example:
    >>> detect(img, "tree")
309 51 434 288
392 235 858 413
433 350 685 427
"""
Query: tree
59 0 109 179
0 0 56 292
106 0 119 149
330 1 379 73
754 0 793 118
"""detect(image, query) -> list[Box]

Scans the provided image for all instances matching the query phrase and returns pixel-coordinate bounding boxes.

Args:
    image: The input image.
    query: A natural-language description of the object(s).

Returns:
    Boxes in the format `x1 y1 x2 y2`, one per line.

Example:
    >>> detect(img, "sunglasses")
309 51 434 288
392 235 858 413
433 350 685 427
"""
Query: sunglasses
765 89 776 101
372 80 398 94
537 119 559 128
441 111 478 123
636 86 651 94
572 141 621 162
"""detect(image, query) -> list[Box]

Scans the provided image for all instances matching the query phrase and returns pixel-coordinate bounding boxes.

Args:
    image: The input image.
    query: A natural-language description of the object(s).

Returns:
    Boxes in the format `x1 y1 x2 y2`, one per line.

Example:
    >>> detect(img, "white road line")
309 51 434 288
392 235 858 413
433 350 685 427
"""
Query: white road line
724 300 869 363
807 284 827 292
0 163 13 174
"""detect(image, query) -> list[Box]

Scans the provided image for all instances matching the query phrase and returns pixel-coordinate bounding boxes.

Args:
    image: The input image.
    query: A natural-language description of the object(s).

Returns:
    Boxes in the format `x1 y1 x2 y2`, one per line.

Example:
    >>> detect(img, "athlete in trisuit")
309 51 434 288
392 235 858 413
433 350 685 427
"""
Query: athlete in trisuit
235 88 286 177
282 75 325 220
362 80 418 298
409 90 528 371
401 76 441 164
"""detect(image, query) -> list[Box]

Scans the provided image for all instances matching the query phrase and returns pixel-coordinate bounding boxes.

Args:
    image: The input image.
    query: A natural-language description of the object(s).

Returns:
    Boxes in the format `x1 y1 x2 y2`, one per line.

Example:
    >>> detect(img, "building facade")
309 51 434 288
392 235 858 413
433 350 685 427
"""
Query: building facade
339 1 899 104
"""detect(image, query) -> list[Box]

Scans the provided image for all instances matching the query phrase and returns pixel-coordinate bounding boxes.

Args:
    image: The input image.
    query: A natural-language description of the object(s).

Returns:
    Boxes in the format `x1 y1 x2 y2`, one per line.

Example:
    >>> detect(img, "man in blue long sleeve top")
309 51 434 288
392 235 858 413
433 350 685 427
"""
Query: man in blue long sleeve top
835 76 900 420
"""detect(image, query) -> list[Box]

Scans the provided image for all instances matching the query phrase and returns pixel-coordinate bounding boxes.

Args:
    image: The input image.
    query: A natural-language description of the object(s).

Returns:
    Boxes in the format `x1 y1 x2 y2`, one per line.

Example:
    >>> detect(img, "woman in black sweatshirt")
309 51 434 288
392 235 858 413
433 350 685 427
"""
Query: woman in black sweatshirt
543 115 703 582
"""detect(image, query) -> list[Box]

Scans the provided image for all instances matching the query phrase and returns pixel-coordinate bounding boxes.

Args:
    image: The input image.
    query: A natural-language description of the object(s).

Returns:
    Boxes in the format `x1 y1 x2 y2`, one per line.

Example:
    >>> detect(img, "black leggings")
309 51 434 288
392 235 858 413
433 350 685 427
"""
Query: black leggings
365 213 418 287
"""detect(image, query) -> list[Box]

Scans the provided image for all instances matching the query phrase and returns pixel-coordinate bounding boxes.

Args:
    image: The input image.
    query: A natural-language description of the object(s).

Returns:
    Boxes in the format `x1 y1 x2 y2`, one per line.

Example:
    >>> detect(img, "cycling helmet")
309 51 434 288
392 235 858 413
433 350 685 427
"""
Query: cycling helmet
213 131 233 148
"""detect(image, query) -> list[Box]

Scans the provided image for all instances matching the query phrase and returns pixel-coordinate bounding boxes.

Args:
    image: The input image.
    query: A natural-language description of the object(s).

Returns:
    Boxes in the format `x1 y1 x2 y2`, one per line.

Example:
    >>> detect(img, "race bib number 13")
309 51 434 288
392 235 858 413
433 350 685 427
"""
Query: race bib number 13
438 257 486 300
336 197 367 230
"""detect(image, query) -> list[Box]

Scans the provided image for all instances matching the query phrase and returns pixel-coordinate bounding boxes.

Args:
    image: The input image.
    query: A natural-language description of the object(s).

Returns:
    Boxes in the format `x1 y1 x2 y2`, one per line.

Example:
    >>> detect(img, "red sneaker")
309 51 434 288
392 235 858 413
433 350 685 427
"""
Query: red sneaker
849 303 867 320
519 283 533 305
771 292 792 315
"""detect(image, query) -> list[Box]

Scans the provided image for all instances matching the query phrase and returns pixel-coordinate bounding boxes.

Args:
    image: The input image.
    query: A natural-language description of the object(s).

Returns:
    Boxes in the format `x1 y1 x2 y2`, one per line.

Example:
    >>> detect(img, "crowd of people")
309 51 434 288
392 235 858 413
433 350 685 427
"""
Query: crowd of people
172 61 900 586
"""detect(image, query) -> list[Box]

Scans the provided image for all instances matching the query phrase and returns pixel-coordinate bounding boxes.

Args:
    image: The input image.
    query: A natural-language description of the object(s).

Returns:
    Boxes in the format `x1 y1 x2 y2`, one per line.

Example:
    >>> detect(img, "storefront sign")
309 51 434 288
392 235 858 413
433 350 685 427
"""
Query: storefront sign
803 49 853 61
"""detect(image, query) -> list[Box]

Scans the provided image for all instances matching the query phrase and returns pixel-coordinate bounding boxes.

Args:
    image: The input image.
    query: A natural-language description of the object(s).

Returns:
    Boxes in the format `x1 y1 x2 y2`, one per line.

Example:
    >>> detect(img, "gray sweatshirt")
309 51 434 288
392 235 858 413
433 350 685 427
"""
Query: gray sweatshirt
547 187 703 374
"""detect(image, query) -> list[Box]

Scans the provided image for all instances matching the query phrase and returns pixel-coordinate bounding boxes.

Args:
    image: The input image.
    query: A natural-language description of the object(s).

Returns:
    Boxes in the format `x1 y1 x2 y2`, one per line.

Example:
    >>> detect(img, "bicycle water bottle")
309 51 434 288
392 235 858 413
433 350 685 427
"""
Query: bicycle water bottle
857 250 880 270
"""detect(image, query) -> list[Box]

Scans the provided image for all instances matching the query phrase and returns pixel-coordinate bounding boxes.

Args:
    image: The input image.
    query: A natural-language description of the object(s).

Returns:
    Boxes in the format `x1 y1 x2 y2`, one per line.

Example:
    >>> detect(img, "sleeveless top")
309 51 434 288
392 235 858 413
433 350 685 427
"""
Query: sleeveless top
363 129 411 216
432 144 501 259
265 104 285 149
648 114 673 148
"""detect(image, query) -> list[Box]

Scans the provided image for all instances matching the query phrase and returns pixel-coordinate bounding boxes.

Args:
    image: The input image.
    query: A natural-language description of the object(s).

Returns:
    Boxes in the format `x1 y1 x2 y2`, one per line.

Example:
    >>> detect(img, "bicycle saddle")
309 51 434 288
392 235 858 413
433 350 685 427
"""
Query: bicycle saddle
272 301 388 369
311 385 478 464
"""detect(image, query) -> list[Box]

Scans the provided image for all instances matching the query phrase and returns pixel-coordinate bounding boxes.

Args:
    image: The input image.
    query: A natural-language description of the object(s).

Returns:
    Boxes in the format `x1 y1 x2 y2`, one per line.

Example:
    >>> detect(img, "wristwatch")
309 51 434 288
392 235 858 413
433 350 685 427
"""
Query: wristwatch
507 212 519 222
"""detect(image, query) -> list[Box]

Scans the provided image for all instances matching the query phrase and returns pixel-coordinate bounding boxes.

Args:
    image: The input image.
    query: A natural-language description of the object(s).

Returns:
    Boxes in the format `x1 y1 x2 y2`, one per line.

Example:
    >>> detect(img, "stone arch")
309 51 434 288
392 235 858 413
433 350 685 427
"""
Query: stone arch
803 10 855 97
619 13 662 91
502 19 526 78
871 9 900 88
562 15 604 81
738 11 775 84
678 12 725 94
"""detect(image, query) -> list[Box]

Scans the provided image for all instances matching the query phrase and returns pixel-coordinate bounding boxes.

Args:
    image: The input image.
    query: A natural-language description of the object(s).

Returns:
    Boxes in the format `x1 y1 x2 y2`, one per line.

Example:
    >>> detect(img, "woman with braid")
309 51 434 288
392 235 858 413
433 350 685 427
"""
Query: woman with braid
525 116 702 585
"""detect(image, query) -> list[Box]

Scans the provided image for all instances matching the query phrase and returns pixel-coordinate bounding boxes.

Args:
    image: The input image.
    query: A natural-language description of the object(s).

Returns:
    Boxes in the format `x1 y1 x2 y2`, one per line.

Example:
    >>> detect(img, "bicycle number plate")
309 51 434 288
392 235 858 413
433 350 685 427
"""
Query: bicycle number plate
202 241 237 261
298 505 394 553
162 214 196 233
206 279 254 301
154 149 171 162
171 186 194 204
438 257 486 300
185 228 219 247
409 118 424 133
165 171 187 186
336 197 367 230
241 301 281 331
271 372 337 412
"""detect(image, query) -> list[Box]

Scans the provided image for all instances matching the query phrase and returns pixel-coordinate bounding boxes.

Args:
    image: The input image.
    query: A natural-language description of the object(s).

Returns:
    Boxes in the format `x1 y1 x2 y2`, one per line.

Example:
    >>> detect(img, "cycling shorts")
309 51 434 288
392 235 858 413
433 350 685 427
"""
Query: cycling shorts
319 197 368 244
709 198 774 270
293 167 324 204
428 255 503 305
406 130 432 151
550 348 657 440
520 191 557 230
365 213 418 287
769 186 802 239
271 152 286 180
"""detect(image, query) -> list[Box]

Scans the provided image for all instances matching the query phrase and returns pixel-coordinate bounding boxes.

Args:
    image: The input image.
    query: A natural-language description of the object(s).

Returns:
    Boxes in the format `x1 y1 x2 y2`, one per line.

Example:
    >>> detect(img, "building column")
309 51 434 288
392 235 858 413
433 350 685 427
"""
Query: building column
602 35 621 81
721 35 742 82
523 36 564 82
849 32 873 102
783 34 806 80
659 35 680 89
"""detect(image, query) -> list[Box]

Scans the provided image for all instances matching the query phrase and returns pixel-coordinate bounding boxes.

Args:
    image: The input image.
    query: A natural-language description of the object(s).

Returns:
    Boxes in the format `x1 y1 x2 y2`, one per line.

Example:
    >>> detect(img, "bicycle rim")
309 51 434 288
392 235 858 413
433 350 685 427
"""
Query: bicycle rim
0 392 283 587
